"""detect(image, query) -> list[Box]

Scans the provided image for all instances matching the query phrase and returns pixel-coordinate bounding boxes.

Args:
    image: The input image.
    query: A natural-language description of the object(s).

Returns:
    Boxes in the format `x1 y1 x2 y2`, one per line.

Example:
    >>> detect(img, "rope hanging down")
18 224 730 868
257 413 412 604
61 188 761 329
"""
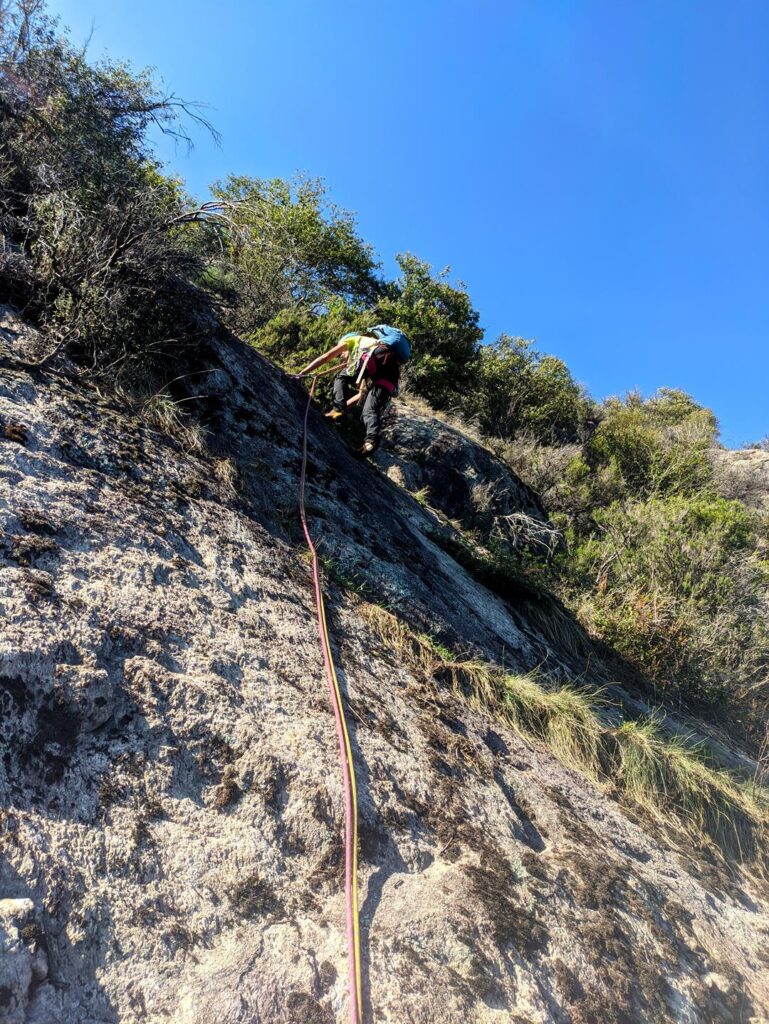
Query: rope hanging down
298 376 363 1024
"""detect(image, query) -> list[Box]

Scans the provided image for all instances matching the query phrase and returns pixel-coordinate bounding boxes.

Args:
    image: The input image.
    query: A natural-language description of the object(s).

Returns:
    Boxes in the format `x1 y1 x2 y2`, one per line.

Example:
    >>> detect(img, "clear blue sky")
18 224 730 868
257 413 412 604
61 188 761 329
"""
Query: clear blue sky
51 0 768 446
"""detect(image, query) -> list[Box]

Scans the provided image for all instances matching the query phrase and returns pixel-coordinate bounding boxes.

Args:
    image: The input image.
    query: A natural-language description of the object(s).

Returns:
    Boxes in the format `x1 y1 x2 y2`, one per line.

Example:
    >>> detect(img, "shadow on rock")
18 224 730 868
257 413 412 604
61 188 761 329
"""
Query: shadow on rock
0 861 118 1023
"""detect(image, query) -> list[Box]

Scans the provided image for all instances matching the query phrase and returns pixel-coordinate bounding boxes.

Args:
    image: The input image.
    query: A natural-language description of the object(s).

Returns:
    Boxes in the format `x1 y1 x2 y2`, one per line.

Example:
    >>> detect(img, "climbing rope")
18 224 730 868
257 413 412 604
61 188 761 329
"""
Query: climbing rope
298 376 363 1024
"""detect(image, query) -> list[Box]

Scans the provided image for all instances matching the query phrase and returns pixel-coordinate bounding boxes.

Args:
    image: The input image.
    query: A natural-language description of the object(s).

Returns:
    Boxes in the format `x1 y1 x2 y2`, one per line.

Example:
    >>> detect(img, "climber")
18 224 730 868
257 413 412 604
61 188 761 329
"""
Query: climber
298 325 411 455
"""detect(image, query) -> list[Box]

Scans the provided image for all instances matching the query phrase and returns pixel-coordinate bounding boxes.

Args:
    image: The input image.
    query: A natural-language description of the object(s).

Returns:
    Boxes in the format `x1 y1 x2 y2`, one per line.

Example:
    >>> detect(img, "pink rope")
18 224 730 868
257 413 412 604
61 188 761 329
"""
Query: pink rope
298 377 362 1024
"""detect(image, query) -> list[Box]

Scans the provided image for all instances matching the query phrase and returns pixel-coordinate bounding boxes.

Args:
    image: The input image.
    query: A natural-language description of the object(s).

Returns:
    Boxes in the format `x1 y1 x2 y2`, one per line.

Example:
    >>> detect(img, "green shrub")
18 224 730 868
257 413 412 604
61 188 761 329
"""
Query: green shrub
250 300 368 372
567 495 769 710
465 335 593 444
584 389 717 499
488 390 769 749
0 1 220 379
211 174 381 333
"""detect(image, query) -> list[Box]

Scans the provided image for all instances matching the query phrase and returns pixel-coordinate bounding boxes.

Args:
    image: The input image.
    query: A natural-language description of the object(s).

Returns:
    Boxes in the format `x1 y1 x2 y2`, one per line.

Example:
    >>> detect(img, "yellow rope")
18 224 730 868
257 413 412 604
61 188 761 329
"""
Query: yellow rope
317 585 363 1013
298 376 363 1021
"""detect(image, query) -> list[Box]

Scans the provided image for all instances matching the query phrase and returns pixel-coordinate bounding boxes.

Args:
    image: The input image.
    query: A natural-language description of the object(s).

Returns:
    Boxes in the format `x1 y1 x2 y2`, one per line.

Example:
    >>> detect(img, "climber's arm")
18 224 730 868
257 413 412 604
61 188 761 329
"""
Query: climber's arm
298 341 348 376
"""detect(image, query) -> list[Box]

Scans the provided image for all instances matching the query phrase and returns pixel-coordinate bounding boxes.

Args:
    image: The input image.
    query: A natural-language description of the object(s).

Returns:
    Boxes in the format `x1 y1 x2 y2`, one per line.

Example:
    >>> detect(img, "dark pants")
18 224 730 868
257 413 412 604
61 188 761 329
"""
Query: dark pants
333 375 391 446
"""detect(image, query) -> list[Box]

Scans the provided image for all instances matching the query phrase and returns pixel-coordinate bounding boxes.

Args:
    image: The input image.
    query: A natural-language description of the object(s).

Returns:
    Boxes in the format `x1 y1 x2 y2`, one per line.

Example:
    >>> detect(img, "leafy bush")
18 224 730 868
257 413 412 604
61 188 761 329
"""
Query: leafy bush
0 0 219 378
249 300 366 371
374 253 483 409
584 388 718 499
466 335 593 444
566 494 769 711
211 174 381 333
491 389 769 742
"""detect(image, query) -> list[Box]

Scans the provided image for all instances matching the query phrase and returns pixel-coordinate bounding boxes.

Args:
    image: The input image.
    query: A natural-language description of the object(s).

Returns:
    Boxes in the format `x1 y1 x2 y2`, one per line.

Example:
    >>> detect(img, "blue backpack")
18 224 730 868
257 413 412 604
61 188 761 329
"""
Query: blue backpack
368 324 411 364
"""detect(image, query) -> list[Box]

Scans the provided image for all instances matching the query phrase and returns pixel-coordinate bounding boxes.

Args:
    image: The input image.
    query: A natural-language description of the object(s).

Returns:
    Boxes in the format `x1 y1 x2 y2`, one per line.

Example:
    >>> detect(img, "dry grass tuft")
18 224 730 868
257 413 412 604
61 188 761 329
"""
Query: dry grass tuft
411 486 432 508
360 602 769 869
141 393 207 454
614 717 767 864
213 457 239 500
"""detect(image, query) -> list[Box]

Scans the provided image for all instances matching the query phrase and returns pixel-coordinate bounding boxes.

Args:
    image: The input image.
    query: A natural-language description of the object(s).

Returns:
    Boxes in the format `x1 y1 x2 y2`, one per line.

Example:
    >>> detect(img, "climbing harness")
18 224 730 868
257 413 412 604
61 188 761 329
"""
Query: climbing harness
298 376 363 1024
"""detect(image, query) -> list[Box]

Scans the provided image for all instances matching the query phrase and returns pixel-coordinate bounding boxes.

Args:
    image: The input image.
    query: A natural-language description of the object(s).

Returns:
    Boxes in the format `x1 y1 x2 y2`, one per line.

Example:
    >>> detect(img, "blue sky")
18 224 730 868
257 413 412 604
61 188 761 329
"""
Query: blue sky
51 0 768 445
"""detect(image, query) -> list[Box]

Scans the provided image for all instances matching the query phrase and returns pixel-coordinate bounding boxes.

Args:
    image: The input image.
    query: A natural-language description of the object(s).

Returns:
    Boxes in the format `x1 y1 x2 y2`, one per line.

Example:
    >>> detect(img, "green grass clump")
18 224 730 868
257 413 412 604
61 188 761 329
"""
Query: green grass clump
319 553 373 599
418 633 457 664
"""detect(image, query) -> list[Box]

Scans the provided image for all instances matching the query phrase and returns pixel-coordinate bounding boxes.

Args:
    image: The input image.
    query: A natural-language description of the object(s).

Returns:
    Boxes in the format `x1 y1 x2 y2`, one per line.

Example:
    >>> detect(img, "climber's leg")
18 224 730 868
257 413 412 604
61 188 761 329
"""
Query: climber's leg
326 374 352 420
361 385 390 451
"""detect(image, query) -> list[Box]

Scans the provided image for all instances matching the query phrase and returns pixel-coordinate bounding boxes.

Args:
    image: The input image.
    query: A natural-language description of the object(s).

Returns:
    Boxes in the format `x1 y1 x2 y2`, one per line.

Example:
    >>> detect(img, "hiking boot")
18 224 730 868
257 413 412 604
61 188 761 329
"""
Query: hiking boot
324 408 345 422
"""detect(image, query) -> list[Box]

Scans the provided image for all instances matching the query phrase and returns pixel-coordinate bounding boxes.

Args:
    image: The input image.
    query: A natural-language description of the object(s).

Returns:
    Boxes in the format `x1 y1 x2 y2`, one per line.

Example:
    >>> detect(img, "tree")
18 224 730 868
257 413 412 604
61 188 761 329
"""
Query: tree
465 334 592 443
0 0 221 377
374 253 483 409
210 174 382 333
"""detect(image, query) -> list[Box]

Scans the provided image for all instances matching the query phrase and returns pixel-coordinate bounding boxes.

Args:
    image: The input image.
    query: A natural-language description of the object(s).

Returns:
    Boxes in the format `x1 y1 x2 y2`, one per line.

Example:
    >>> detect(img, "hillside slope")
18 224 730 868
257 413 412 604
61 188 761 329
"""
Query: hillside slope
1 320 768 1024
713 446 769 512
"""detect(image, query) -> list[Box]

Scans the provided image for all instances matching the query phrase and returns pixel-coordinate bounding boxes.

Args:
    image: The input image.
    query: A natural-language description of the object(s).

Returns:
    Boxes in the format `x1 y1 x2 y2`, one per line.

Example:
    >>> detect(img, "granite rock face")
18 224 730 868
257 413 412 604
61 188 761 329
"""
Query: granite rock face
0 898 51 1024
376 401 556 554
1 315 768 1023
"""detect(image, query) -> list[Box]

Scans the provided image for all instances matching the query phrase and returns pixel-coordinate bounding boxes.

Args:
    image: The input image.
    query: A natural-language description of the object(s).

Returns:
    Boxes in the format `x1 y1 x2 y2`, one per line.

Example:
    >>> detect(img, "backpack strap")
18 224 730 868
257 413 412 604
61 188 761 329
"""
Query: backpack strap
356 344 400 393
